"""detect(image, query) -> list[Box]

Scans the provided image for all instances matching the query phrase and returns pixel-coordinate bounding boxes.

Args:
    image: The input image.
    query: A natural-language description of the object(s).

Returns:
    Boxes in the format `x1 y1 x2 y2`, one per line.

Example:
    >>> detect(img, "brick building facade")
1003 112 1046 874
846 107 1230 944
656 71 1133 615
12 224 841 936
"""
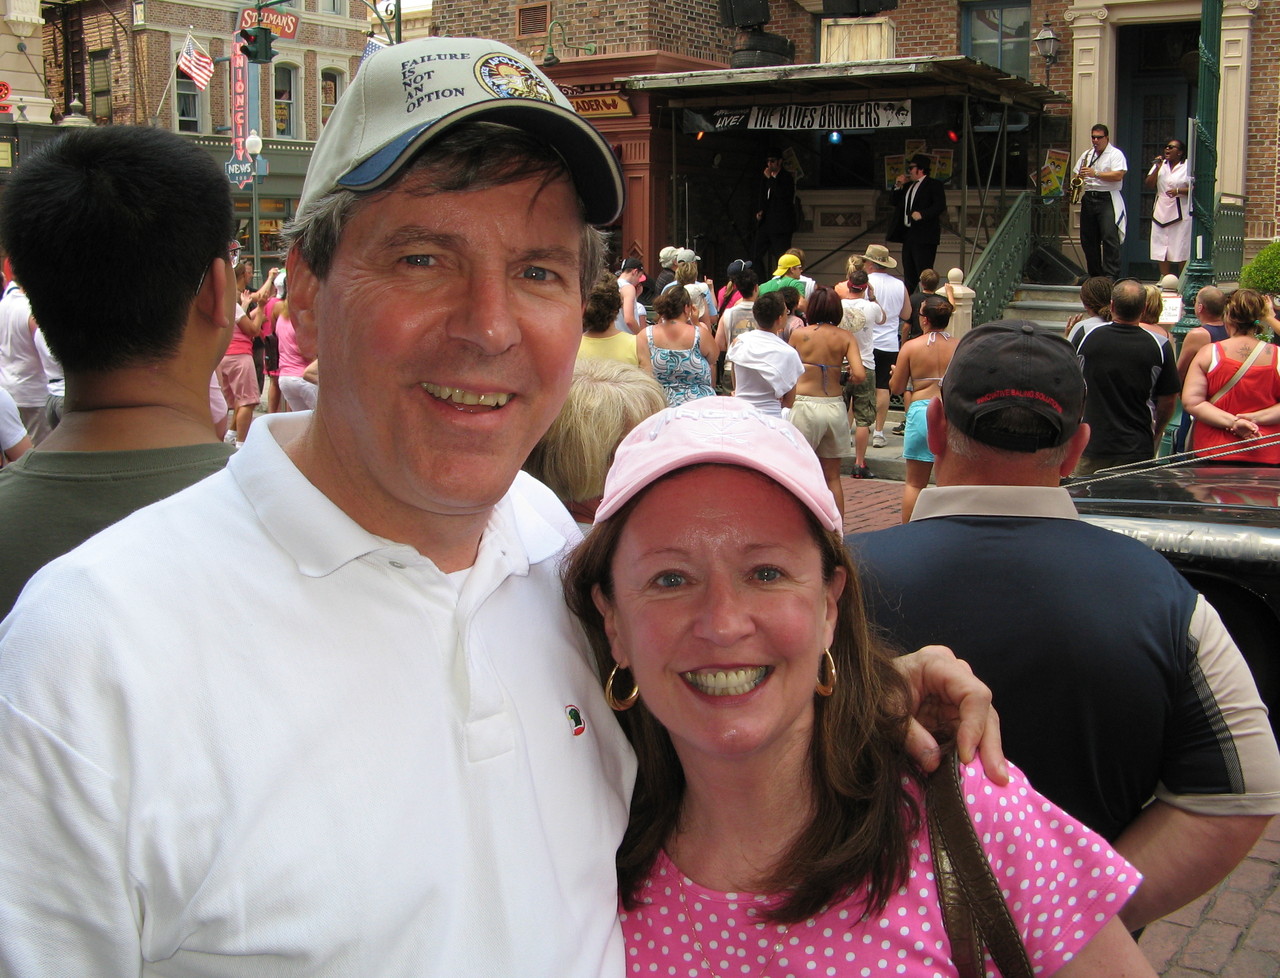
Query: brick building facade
31 0 370 269
436 0 1275 279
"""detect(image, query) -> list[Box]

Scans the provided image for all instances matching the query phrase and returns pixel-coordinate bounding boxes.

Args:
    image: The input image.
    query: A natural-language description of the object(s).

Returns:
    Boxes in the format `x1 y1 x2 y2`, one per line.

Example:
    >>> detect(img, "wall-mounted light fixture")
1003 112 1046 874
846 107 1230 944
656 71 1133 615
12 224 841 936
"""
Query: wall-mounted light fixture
542 19 596 67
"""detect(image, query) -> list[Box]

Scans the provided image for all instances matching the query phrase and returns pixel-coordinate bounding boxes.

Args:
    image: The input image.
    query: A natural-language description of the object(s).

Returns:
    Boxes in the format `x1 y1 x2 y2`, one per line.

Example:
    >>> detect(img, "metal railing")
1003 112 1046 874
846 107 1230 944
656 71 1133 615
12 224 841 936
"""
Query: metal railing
966 190 1035 325
1213 193 1246 283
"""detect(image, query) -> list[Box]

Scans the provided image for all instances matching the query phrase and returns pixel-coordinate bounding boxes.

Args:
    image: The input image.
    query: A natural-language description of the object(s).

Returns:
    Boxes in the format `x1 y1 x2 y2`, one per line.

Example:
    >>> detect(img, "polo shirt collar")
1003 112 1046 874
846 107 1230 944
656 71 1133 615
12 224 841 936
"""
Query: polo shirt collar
228 413 571 577
910 485 1080 522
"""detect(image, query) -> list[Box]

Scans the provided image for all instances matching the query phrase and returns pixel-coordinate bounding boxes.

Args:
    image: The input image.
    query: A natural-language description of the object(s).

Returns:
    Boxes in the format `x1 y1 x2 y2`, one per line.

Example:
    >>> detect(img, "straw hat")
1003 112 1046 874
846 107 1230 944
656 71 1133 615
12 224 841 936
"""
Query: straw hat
858 244 898 269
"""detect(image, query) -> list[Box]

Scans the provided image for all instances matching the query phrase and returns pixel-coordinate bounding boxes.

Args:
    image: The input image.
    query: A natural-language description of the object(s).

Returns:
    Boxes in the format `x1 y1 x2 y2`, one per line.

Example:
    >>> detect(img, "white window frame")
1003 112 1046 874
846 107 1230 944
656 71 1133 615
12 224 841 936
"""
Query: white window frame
272 63 299 140
961 1 1032 80
319 67 344 127
173 39 209 135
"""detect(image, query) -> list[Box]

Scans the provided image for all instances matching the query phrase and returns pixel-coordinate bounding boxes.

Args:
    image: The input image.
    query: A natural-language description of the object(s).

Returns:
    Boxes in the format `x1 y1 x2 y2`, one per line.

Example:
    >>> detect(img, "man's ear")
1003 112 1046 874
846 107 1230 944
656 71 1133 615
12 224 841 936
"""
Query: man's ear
194 255 234 332
1061 423 1091 478
285 247 319 361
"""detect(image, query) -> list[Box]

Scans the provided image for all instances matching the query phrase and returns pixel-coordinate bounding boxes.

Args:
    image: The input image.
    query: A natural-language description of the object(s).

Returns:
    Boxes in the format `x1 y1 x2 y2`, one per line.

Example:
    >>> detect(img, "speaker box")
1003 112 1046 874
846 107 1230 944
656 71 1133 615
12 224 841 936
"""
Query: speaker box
719 0 770 29
1024 245 1085 286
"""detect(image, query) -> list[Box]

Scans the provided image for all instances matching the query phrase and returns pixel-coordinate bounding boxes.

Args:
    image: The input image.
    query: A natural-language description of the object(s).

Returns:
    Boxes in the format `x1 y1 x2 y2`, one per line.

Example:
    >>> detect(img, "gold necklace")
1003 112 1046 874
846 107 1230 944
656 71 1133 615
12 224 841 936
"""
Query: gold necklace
676 874 790 978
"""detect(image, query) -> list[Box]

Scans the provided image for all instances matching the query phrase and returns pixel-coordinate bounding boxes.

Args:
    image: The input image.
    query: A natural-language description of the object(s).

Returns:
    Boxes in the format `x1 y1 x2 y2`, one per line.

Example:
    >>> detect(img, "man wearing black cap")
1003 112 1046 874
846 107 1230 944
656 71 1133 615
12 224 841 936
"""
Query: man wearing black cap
887 154 946 293
850 320 1280 933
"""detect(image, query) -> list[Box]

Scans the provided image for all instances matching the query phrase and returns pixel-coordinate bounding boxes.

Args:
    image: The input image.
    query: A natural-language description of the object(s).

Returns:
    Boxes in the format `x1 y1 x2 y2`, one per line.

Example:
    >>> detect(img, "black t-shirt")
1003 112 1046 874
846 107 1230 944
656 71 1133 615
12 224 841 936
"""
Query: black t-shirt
1072 321 1180 459
643 269 675 306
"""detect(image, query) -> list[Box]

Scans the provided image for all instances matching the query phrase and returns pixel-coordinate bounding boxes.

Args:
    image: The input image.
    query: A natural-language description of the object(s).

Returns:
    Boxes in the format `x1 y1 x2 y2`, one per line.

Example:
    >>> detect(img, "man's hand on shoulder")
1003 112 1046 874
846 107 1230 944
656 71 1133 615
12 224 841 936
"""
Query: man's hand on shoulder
895 645 1009 784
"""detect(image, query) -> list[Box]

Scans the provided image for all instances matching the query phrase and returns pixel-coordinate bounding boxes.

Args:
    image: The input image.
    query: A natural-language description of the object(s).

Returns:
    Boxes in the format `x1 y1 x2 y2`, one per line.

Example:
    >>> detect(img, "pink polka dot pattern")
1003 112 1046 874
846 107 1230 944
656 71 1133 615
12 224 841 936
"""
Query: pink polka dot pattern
619 762 1140 977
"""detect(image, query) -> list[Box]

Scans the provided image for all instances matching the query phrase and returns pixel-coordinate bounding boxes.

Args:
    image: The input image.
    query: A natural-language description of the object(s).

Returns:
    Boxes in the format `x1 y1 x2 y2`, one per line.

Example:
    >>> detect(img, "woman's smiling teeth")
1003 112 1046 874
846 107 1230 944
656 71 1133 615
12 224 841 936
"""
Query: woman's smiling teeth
682 666 769 696
421 382 512 409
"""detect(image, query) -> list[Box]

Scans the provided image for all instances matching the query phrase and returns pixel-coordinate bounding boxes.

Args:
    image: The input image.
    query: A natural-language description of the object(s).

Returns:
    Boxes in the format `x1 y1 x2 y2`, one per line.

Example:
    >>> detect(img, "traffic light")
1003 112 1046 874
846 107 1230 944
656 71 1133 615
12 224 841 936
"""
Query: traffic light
238 25 278 64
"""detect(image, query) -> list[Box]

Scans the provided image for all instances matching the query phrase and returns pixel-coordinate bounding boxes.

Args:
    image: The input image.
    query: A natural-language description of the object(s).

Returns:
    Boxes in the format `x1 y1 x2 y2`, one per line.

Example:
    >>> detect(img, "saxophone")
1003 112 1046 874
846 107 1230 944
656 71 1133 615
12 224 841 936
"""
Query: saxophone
1070 149 1093 204
1069 169 1086 204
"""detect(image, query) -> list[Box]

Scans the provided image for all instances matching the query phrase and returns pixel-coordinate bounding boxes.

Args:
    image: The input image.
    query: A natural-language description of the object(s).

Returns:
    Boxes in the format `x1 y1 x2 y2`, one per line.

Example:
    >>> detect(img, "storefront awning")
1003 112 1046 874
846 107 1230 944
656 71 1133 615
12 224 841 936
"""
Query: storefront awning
622 55 1059 115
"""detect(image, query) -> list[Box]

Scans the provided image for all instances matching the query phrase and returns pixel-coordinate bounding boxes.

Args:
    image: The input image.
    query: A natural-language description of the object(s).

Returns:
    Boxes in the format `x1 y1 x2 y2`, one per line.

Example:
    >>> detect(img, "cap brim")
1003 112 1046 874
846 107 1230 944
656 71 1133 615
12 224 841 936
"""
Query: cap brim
596 446 840 531
338 100 623 226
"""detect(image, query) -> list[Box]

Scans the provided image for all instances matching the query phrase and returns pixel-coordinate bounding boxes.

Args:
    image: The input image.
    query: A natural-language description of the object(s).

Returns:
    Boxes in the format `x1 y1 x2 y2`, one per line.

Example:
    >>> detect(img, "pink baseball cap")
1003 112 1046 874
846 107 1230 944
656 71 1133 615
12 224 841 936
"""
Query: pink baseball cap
594 397 840 531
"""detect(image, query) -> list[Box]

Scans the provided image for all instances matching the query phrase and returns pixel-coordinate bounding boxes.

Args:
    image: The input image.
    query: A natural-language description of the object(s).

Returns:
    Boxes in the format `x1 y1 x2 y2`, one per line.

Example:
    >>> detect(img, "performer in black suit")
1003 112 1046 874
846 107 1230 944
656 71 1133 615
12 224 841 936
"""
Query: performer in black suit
752 150 795 279
887 154 946 292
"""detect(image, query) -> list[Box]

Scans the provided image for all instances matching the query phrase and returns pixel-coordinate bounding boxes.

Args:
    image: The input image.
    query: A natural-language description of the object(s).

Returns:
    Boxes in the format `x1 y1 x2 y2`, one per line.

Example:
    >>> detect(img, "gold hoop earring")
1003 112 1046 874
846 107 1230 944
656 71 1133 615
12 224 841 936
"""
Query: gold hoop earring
605 664 640 712
815 648 836 697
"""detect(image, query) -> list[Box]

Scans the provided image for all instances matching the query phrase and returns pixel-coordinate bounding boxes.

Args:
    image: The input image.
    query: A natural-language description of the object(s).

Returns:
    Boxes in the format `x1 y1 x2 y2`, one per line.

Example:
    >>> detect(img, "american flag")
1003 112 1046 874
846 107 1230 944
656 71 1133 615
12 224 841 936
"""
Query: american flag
360 34 388 67
177 34 215 91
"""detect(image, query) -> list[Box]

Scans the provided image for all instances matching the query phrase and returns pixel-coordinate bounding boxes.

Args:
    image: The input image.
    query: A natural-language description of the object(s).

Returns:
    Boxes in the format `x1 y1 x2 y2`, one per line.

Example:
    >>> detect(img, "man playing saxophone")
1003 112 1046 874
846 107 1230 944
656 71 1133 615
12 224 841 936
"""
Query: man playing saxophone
1075 123 1128 278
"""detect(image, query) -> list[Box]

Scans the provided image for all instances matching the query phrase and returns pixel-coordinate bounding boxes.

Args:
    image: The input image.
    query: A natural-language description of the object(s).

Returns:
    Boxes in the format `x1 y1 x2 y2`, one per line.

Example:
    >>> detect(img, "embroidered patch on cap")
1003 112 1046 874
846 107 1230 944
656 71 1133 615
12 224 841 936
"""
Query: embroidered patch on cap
475 54 555 102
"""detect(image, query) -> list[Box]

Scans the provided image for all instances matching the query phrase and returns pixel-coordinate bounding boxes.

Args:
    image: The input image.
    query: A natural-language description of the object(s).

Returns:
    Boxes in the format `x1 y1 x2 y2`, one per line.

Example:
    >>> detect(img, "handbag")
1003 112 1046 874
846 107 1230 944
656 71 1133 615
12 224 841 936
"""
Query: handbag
1185 340 1267 450
927 749 1033 978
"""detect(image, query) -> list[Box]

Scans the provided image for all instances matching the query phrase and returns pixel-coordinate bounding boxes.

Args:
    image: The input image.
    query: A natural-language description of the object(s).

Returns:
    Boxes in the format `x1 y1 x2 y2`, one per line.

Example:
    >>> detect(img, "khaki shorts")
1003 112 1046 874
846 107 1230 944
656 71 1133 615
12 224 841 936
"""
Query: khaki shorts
791 395 853 459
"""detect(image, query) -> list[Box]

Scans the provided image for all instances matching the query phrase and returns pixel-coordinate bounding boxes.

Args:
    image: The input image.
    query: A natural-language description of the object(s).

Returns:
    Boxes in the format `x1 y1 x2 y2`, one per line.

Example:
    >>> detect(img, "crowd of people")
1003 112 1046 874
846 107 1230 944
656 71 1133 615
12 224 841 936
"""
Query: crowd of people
1065 275 1280 469
0 32 1278 978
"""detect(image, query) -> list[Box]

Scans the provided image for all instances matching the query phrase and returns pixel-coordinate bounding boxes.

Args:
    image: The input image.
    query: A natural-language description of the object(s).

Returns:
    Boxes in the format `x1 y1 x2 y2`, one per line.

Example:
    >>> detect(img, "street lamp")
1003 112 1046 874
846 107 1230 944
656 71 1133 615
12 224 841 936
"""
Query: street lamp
1032 22 1060 87
245 128 263 285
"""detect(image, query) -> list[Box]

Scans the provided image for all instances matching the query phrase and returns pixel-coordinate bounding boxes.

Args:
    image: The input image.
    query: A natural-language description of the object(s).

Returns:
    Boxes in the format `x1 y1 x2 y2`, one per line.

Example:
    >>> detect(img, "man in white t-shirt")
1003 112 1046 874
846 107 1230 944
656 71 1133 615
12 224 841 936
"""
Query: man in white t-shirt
0 273 49 444
857 245 911 447
840 270 886 478
726 291 802 417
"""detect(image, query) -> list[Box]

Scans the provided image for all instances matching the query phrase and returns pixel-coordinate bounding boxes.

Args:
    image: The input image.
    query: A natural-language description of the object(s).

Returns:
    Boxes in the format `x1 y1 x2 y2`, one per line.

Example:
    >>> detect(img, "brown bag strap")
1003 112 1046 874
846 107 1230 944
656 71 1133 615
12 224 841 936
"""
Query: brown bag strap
1209 339 1268 405
927 750 1033 978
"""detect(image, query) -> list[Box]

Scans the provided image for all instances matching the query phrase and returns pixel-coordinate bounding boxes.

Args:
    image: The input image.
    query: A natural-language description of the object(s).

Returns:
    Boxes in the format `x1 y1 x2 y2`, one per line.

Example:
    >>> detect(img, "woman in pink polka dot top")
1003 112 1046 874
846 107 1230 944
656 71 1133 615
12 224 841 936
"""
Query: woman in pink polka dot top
564 398 1156 978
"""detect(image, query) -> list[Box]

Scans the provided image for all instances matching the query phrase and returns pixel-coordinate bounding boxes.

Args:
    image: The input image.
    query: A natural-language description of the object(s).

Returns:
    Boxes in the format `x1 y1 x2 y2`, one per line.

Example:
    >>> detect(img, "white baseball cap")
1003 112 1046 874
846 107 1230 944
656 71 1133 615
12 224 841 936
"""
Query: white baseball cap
300 37 623 225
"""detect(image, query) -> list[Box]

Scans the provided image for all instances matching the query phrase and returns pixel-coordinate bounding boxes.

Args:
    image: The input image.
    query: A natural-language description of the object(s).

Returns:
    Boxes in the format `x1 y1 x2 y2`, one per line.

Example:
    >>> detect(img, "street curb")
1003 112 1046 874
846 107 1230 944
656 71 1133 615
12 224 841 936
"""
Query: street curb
840 408 915 484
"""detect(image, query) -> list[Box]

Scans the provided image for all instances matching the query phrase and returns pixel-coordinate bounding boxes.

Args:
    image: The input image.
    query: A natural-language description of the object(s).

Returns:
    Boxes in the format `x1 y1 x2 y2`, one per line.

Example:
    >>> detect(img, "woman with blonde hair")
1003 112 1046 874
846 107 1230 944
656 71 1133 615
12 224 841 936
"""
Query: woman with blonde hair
1183 288 1280 464
833 253 866 299
524 358 665 528
669 258 714 332
1139 284 1172 340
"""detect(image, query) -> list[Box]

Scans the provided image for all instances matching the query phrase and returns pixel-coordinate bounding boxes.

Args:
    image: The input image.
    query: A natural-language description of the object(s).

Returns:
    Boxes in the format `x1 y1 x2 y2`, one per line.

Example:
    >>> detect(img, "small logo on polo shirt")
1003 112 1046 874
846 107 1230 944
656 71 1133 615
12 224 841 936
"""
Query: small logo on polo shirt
565 705 586 736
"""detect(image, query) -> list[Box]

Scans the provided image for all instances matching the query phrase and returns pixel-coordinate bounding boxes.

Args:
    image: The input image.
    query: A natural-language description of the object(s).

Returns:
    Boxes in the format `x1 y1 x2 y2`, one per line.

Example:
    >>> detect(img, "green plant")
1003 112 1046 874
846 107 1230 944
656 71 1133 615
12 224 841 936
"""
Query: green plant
1240 240 1280 293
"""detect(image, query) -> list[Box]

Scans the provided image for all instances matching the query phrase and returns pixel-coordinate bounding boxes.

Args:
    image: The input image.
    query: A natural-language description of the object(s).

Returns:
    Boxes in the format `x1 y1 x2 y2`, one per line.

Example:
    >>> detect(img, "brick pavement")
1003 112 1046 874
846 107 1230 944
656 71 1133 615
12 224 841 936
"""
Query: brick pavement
839 475 1280 976
840 473 905 536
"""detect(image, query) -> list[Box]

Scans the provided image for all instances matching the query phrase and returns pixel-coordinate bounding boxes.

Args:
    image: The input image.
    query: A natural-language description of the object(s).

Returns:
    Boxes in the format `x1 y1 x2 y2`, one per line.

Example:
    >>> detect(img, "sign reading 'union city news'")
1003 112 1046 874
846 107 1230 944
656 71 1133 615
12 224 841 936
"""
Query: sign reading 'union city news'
710 101 912 131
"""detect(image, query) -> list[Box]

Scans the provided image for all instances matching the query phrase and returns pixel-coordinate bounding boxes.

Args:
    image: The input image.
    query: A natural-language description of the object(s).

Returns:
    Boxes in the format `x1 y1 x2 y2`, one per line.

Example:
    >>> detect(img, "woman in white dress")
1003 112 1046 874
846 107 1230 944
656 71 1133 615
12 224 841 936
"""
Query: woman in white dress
1145 138 1191 277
